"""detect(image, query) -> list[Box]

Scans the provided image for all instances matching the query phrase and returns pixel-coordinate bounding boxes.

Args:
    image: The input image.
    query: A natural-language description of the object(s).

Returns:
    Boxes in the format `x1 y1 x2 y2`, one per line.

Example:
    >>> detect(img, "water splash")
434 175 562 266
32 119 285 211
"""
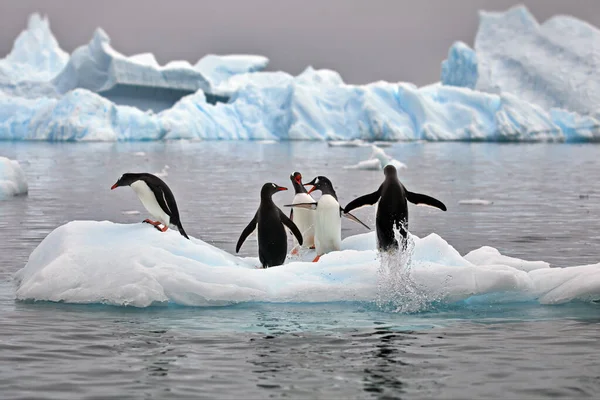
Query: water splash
375 229 433 313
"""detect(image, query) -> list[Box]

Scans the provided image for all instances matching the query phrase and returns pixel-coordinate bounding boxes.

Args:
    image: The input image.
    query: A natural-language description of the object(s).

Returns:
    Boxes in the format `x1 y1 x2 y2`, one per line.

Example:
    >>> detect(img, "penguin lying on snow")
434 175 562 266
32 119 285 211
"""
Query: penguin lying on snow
289 172 316 250
344 165 446 251
236 183 303 268
111 172 189 239
285 176 370 262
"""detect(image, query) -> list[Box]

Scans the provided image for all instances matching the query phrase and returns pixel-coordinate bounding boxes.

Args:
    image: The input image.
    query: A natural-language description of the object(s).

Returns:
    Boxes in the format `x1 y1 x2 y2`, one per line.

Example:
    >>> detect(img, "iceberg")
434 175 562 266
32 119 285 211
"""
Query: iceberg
3 67 600 142
1 9 600 142
442 6 600 118
0 14 68 83
14 221 600 308
0 156 28 198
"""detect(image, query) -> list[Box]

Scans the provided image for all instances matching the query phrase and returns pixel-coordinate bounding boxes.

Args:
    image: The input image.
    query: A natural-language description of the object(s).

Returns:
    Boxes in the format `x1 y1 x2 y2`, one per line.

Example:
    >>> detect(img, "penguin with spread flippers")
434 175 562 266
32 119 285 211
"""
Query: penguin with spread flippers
236 183 303 268
289 172 316 250
285 176 370 262
111 172 189 239
344 165 446 251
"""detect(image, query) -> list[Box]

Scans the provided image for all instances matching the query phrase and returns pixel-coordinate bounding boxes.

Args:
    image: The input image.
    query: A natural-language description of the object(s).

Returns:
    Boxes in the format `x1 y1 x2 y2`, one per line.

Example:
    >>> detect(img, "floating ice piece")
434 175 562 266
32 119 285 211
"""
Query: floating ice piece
133 152 146 156
458 199 493 205
154 165 169 178
0 156 28 198
442 6 600 118
328 139 368 148
121 210 141 215
14 221 600 308
345 145 407 170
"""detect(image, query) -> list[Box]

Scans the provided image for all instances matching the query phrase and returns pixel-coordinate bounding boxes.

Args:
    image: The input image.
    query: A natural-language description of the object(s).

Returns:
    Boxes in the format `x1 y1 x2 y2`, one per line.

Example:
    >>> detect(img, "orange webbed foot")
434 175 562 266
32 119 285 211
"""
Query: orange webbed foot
312 255 321 263
160 225 169 232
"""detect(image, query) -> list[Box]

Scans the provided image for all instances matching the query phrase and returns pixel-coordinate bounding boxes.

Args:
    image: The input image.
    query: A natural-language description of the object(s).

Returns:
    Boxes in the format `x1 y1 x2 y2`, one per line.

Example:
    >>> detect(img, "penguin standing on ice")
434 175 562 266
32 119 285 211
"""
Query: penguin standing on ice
111 172 190 239
286 176 370 262
236 183 303 268
344 165 446 251
289 172 316 250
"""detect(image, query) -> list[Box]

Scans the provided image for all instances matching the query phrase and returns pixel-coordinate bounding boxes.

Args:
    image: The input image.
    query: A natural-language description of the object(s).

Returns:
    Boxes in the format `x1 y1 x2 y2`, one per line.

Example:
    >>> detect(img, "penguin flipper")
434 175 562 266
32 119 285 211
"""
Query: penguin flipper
342 209 371 230
236 213 257 253
406 191 447 211
283 202 318 210
279 210 303 246
343 187 381 213
289 208 293 221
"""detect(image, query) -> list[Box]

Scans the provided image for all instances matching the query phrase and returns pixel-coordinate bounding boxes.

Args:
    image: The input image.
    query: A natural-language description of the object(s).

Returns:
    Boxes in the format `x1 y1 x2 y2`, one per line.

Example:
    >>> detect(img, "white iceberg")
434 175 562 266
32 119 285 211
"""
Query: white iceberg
14 221 600 308
458 199 493 206
0 156 28 198
1 10 600 141
0 14 68 83
442 6 600 119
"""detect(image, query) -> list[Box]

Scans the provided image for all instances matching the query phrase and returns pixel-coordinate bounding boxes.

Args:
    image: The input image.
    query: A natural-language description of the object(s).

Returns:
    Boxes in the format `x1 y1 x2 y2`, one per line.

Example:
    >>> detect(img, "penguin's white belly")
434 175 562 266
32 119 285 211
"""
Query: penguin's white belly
292 193 316 247
314 195 341 255
131 181 170 226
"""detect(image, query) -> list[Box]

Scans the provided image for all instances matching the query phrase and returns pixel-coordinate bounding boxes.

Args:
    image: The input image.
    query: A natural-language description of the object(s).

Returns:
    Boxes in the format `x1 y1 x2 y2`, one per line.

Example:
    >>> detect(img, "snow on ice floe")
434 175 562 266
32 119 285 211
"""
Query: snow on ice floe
345 145 407 170
0 157 28 199
14 221 600 308
442 5 600 118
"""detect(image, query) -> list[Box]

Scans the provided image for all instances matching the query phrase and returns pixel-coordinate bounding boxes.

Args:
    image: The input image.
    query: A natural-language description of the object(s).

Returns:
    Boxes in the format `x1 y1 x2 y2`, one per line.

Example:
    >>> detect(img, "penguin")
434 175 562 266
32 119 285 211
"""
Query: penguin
111 172 189 239
285 176 370 262
236 182 303 268
289 172 316 250
343 165 446 252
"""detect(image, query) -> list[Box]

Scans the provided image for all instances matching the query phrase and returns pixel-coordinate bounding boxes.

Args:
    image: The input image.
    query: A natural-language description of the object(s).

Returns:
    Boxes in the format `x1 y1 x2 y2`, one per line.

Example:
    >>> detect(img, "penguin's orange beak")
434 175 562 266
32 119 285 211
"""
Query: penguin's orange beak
307 186 315 194
278 187 288 191
111 183 118 190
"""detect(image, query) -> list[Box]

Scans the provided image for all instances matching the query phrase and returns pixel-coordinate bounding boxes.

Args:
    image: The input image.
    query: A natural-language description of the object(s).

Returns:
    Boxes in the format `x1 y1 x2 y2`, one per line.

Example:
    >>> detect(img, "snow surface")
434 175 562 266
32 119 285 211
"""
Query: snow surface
0 157 28 198
458 199 493 205
14 221 600 308
442 6 600 119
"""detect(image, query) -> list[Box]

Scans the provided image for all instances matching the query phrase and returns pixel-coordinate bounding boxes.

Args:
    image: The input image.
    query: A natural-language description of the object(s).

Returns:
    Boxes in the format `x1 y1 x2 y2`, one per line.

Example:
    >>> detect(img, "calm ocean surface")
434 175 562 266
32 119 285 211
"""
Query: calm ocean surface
0 141 599 399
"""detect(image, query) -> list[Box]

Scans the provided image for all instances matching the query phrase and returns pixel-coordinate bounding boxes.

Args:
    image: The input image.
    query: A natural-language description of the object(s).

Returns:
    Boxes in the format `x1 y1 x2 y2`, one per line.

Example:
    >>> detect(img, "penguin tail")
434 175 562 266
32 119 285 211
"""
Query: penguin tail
176 222 190 240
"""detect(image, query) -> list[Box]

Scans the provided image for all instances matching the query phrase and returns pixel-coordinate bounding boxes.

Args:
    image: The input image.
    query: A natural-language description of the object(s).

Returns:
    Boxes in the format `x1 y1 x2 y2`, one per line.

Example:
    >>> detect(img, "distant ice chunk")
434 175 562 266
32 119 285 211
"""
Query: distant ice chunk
328 139 368 147
0 157 28 198
14 221 600 307
0 14 68 83
464 246 549 272
345 145 407 170
458 199 493 205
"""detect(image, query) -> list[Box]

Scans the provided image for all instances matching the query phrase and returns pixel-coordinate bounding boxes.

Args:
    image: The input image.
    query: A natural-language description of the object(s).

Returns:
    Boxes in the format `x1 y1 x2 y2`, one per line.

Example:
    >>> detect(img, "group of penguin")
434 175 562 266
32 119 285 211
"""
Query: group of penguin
111 165 447 268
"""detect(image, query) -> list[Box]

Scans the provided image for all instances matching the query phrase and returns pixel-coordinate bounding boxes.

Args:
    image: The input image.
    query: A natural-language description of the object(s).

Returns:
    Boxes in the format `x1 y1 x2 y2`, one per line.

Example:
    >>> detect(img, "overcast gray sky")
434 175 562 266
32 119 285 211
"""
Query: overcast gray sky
1 0 599 85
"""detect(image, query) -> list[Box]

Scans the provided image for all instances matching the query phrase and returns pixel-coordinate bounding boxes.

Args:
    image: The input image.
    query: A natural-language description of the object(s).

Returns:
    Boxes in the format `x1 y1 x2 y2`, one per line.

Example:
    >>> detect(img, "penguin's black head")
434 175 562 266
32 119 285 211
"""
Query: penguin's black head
111 173 140 190
383 165 398 178
290 172 307 194
305 176 336 197
261 182 288 199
